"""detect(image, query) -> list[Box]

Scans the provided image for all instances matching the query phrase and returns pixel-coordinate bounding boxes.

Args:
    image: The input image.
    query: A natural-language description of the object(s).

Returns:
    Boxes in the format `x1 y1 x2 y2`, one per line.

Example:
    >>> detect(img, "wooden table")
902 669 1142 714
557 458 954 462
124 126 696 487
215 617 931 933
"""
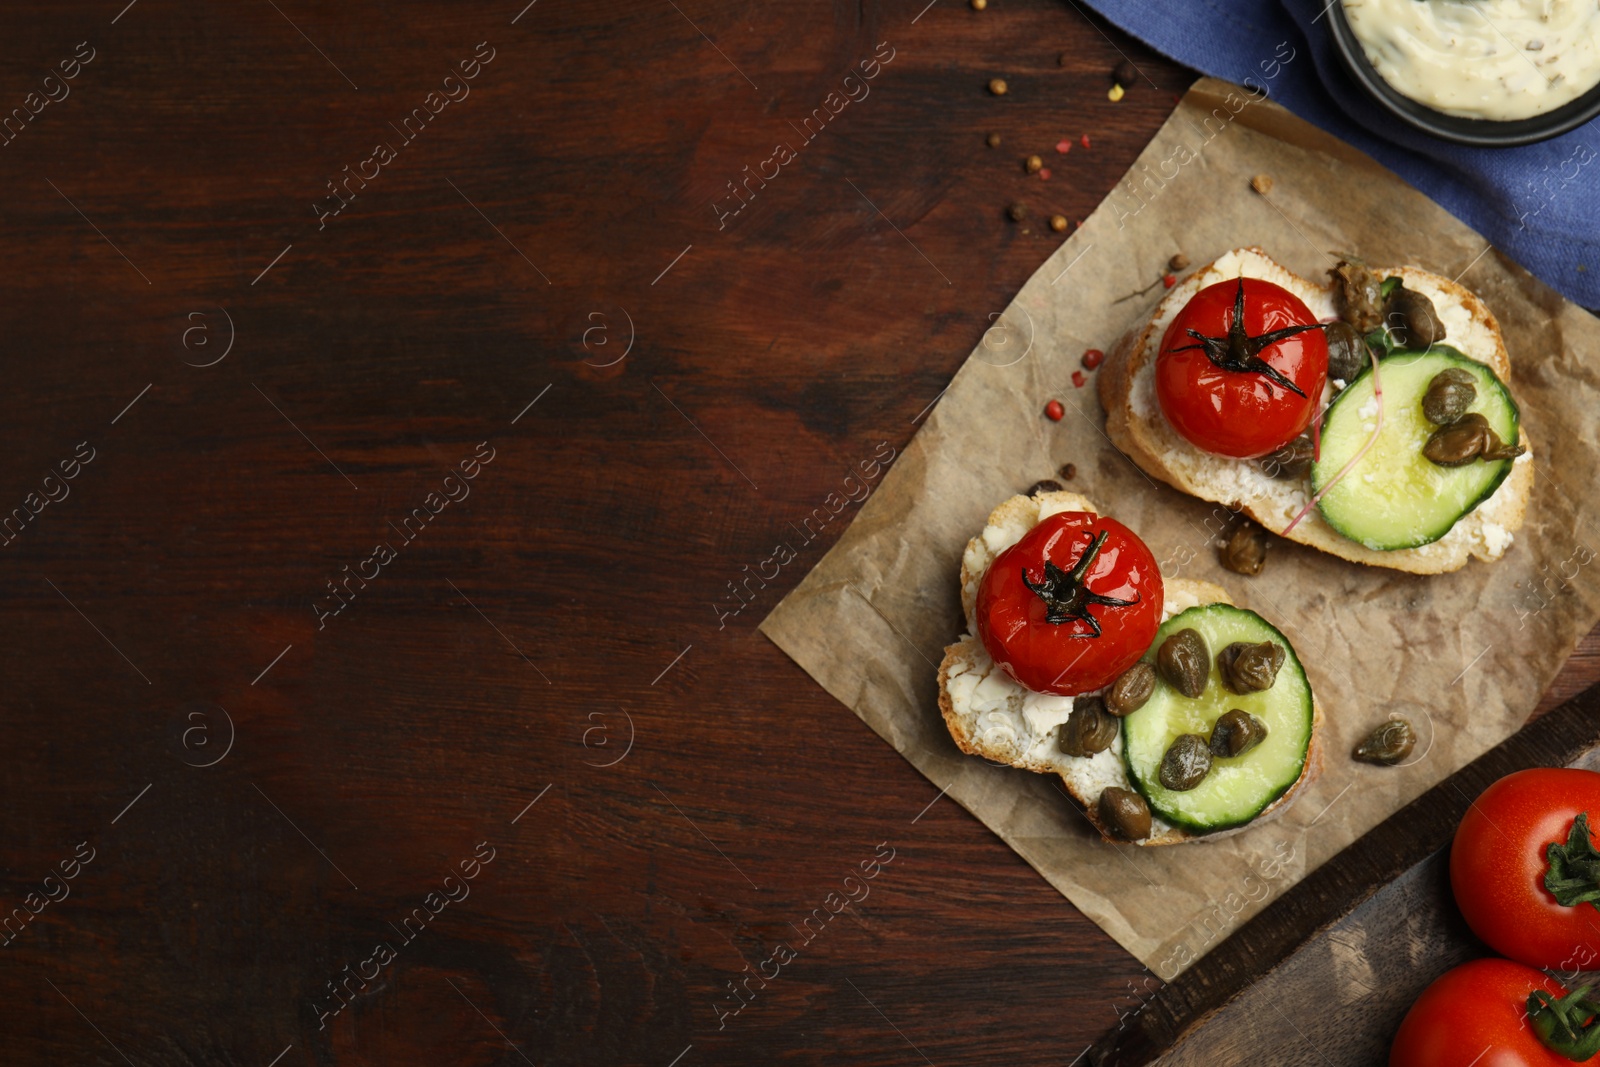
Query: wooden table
3 2 1593 1064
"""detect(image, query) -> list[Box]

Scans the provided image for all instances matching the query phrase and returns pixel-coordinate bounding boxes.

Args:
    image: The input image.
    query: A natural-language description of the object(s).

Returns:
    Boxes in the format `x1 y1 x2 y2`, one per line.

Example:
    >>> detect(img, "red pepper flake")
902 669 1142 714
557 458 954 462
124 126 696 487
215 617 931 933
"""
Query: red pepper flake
1082 348 1104 370
1071 370 1086 388
1038 167 1051 180
1080 134 1091 148
1161 273 1176 288
1055 139 1072 154
1045 399 1065 421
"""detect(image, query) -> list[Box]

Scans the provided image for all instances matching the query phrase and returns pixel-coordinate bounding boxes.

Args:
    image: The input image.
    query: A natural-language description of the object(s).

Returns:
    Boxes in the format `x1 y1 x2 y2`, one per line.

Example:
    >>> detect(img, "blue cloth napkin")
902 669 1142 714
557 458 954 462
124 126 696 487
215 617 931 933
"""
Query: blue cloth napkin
1077 0 1600 306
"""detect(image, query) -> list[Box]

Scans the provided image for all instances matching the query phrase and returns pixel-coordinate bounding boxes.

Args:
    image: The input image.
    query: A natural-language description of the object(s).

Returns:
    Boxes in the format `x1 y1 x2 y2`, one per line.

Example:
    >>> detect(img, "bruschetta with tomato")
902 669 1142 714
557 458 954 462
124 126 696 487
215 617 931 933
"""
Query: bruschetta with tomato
1098 247 1532 574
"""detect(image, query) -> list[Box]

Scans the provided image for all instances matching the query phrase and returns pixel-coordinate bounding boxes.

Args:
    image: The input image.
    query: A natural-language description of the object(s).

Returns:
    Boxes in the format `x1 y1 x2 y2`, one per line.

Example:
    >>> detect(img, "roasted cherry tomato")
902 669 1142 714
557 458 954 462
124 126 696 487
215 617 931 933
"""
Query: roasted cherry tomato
1155 277 1329 458
1451 768 1600 972
1390 958 1581 1067
976 512 1163 696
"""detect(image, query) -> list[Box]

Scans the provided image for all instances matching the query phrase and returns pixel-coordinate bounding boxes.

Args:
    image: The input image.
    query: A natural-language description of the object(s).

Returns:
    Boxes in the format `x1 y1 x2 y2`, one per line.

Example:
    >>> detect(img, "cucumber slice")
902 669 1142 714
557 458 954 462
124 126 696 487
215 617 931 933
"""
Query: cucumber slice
1122 605 1313 834
1312 346 1520 551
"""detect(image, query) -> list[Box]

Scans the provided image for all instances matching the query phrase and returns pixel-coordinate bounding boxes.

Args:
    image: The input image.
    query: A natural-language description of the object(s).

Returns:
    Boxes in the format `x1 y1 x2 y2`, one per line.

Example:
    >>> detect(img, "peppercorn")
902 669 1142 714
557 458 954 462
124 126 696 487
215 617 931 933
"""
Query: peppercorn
1113 59 1138 87
986 132 1001 148
1058 462 1076 480
1082 349 1104 369
988 78 1008 96
1169 253 1190 271
1007 202 1027 221
970 0 986 8
1251 173 1274 195
1025 154 1043 174
1044 399 1064 421
1058 52 1070 67
1050 214 1068 232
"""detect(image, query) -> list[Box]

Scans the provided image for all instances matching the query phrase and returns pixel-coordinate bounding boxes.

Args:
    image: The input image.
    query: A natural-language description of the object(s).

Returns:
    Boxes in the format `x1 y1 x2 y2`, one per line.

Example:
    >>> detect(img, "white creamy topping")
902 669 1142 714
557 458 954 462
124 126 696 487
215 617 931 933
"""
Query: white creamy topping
1343 0 1600 120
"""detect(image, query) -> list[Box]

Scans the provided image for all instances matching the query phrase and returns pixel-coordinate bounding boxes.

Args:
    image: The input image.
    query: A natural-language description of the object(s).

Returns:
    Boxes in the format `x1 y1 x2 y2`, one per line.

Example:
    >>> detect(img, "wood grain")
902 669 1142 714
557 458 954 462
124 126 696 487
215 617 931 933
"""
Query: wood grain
0 2 1590 1066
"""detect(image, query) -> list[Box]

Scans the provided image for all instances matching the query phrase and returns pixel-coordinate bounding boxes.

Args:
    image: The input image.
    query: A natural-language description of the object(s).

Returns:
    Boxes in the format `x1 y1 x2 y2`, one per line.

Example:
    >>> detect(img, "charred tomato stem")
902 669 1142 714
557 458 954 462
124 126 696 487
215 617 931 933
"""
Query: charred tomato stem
1021 530 1140 637
1167 277 1317 399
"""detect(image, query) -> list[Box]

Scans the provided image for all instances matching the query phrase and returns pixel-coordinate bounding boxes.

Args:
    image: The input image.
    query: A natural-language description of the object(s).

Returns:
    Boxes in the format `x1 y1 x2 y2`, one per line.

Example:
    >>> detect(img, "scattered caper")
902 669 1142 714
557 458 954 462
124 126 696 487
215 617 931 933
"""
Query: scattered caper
1157 628 1210 698
1058 696 1119 757
1324 320 1369 384
1105 662 1156 717
1384 285 1445 349
1217 641 1285 694
1159 734 1213 791
1353 718 1417 765
1209 709 1268 758
1329 259 1384 333
1263 434 1314 480
1098 787 1152 841
1422 368 1477 425
1027 478 1063 495
1220 521 1268 576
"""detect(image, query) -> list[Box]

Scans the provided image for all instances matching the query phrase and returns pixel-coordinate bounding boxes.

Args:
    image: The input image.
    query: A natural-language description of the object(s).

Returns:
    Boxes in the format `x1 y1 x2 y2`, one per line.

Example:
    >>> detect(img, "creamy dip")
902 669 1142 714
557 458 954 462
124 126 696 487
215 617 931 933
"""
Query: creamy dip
1342 0 1600 121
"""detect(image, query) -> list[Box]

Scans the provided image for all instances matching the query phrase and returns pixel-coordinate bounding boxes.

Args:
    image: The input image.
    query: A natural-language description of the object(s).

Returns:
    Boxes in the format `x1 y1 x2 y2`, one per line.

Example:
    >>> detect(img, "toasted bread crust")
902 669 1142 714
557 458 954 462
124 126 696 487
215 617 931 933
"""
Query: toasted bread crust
1099 248 1532 575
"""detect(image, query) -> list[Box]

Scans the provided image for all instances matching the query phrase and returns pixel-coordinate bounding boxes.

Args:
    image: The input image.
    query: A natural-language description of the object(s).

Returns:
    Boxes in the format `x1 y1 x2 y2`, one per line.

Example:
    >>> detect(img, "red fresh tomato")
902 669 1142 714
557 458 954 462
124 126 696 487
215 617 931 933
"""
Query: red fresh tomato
1390 958 1573 1067
1155 277 1328 458
976 512 1163 696
1451 768 1600 972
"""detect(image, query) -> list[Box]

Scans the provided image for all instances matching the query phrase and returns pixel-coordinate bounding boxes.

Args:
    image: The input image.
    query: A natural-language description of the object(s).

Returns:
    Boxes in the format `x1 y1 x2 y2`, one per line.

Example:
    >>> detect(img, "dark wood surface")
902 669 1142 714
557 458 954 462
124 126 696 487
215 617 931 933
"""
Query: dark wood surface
1 3 1594 1066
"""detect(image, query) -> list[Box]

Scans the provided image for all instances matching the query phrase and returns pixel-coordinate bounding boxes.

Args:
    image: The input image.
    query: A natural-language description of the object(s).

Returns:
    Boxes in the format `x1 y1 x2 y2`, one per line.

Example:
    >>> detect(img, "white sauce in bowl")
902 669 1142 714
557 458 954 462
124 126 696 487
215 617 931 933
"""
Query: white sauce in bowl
1342 0 1600 121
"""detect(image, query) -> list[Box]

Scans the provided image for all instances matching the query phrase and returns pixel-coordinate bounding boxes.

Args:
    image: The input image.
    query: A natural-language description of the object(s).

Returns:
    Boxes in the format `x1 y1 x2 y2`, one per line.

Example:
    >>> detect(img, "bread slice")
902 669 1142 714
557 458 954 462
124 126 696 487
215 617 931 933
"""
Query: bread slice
939 491 1323 846
1098 247 1533 575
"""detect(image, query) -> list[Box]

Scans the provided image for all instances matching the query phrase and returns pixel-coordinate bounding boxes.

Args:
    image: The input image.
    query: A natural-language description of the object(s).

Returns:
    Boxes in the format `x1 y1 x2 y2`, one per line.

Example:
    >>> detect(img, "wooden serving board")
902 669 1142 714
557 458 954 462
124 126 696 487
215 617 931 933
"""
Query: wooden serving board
1088 685 1600 1066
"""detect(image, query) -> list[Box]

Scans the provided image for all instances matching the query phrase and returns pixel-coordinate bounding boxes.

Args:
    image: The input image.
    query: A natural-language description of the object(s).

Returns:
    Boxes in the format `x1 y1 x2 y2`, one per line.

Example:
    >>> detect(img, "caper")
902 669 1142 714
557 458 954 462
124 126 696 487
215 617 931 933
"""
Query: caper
1217 641 1285 694
1329 259 1384 333
1027 478 1063 495
1324 320 1369 384
1353 718 1416 765
1421 368 1477 425
1209 709 1268 758
1105 662 1156 717
1098 787 1152 841
1159 734 1213 791
1220 521 1268 576
1058 696 1119 757
1384 285 1445 349
1157 628 1209 698
1481 425 1526 462
1263 434 1314 480
1422 413 1494 467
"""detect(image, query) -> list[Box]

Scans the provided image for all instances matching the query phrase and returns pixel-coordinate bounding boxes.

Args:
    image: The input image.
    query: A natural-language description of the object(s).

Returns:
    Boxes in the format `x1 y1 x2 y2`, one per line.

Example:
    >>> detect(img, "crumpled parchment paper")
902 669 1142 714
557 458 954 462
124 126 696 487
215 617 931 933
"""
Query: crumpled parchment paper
760 79 1600 974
